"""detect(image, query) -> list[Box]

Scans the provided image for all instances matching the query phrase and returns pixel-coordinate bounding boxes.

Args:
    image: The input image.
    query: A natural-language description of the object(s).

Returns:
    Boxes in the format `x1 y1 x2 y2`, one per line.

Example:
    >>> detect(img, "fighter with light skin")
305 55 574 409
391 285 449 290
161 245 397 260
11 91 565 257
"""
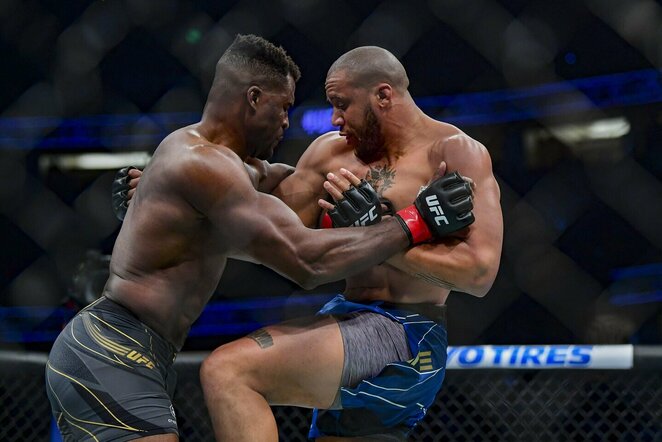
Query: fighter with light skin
48 35 475 442
116 46 501 441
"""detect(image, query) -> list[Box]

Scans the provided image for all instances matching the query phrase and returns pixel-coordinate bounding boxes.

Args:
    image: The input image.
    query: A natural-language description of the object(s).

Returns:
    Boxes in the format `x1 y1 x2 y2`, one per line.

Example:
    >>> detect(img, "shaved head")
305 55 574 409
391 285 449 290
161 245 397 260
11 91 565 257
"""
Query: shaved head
327 46 409 91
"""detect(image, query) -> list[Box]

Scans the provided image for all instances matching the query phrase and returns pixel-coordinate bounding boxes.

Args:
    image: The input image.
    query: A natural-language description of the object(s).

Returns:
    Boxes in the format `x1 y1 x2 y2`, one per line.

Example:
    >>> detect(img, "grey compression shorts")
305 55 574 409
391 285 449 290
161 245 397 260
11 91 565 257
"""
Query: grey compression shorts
332 311 412 409
45 296 179 441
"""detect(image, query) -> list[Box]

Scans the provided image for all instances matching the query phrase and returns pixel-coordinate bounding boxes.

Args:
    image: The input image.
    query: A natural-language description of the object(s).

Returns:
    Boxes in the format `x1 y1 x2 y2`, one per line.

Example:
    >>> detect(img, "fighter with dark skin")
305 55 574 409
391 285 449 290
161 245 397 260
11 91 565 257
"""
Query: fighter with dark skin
117 46 501 441
47 36 473 442
201 47 502 442
105 54 410 352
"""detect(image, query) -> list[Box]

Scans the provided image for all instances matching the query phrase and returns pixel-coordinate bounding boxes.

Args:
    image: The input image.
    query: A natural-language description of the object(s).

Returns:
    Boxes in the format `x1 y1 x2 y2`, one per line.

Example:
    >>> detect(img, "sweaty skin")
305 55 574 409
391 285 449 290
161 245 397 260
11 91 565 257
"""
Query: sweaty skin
113 49 502 442
199 48 504 442
104 82 410 350
110 86 501 349
273 72 502 305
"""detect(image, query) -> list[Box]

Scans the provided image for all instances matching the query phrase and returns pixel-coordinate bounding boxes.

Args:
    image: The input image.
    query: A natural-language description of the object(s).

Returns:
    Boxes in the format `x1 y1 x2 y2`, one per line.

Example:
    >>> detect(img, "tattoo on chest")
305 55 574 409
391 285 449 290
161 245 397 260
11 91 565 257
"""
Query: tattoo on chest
364 164 396 195
248 328 273 349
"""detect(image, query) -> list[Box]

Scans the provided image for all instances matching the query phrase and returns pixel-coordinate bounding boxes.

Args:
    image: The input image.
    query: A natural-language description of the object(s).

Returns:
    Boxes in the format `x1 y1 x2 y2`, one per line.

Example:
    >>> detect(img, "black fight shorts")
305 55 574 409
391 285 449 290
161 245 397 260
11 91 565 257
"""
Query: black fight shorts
45 296 179 441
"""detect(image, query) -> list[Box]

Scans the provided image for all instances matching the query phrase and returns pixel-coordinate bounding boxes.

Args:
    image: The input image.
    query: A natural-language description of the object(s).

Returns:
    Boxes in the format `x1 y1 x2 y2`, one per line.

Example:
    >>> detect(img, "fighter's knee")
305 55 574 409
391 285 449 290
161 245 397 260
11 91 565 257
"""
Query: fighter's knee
200 342 254 393
201 345 236 388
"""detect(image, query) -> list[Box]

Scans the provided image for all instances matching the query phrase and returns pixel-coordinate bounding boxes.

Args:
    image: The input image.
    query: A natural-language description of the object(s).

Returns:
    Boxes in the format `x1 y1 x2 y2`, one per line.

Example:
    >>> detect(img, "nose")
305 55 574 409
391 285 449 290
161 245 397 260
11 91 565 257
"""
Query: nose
282 113 289 130
331 109 344 128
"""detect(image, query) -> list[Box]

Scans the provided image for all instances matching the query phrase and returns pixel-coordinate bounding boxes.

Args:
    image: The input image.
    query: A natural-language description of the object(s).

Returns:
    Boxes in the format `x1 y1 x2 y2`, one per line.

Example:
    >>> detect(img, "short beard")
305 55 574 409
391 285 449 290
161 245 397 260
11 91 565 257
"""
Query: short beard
355 106 386 163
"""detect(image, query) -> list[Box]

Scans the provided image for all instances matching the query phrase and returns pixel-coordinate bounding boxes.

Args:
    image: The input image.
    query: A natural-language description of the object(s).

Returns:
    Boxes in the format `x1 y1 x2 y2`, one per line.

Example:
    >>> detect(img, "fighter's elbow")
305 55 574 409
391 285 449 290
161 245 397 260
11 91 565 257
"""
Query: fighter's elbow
291 260 325 290
467 277 492 298
296 274 321 291
466 256 499 297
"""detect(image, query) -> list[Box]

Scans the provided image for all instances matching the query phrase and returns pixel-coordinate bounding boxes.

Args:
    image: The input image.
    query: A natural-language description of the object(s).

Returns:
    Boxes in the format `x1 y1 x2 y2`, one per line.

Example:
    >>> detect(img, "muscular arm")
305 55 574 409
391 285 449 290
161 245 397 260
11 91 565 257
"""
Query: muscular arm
185 146 408 290
244 157 295 194
387 135 503 297
271 135 331 227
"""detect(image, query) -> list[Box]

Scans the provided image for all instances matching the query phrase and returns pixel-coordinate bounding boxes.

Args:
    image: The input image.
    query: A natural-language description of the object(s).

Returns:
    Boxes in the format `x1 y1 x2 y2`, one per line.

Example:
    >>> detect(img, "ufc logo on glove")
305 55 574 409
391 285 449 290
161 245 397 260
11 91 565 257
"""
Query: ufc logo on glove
324 172 475 246
425 195 449 226
353 206 379 226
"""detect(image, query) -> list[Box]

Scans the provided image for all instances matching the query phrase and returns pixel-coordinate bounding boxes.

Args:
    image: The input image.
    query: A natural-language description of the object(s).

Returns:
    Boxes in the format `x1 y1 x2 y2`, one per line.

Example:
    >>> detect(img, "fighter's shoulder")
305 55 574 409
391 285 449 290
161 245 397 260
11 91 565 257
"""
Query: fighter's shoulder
174 144 258 213
427 123 489 163
297 131 350 167
310 131 347 148
174 143 247 188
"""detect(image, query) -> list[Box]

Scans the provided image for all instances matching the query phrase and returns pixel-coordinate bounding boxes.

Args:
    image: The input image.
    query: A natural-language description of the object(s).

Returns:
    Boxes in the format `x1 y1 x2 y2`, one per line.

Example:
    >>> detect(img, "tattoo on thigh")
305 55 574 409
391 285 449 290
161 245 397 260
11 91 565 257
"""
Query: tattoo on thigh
248 328 274 349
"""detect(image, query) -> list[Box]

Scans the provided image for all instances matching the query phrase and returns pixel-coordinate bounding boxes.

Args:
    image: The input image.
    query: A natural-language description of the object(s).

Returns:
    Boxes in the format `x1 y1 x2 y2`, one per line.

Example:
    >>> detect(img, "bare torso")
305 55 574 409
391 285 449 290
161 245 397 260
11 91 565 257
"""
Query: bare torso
324 137 449 305
276 117 493 306
103 123 414 350
106 117 499 347
105 125 233 349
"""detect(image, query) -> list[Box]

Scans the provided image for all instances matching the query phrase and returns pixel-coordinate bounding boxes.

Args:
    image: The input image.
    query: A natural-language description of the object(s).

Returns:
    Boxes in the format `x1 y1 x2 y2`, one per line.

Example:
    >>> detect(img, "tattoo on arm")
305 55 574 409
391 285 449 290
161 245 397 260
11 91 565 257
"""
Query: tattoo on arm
247 328 274 349
414 273 456 290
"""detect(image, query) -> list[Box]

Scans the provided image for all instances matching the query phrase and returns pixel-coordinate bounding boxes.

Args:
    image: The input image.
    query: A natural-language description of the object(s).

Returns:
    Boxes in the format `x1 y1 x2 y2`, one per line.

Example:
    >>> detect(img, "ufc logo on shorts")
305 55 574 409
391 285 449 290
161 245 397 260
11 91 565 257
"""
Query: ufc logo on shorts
353 206 378 226
425 195 449 225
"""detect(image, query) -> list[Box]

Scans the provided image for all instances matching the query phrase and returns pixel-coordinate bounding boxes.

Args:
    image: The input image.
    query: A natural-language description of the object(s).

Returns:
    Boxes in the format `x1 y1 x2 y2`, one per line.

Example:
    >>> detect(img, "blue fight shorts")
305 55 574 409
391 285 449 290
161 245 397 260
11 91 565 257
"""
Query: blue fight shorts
309 295 448 440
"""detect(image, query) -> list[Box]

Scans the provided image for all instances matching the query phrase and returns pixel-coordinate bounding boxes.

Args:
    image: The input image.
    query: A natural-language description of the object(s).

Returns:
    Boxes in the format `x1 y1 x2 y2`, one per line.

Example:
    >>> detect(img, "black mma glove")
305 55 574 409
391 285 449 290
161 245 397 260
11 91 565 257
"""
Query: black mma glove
379 197 395 216
112 166 137 221
395 171 474 245
320 180 382 227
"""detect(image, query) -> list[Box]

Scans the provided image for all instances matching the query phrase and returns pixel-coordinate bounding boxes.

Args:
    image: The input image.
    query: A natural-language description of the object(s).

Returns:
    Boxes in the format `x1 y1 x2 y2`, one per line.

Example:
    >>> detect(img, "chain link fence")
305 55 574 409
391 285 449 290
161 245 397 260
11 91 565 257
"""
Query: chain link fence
2 3 662 438
3 350 661 441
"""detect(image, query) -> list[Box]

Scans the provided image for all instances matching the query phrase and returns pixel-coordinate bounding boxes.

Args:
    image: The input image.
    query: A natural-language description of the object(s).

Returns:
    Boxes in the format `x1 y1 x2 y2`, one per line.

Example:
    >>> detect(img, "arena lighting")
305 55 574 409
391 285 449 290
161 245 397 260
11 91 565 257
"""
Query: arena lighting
609 263 662 306
546 117 631 144
522 116 631 166
1 69 661 148
0 112 200 149
611 263 662 280
39 151 152 171
0 294 335 343
610 290 662 306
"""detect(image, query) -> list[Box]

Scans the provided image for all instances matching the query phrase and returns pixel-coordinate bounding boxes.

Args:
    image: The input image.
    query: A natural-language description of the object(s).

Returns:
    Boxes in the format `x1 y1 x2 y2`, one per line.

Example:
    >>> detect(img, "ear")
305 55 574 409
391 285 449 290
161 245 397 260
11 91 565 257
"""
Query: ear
376 84 392 108
247 86 261 109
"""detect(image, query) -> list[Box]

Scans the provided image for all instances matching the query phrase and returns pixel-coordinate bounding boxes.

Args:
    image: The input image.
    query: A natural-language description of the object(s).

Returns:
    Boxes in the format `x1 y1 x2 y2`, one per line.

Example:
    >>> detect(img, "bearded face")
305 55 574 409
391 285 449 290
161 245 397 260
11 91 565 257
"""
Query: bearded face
354 104 386 163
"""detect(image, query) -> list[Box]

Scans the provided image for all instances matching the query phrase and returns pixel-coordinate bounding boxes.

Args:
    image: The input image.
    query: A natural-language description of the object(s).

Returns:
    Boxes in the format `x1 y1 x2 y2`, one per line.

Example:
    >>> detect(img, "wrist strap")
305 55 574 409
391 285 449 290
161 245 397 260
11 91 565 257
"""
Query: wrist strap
394 215 413 245
320 212 333 229
395 205 432 245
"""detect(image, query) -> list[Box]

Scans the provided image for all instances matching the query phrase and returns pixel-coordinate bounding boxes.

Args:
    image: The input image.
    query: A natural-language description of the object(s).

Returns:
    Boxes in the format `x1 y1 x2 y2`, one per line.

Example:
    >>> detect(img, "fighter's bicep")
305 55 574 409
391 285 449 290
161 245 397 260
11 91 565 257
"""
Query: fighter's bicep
216 187 299 251
272 168 326 227
439 137 503 259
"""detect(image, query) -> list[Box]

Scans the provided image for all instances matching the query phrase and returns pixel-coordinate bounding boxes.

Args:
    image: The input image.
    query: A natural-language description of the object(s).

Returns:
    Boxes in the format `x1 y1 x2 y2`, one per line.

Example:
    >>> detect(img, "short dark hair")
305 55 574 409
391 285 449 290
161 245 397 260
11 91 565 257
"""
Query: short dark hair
220 34 301 85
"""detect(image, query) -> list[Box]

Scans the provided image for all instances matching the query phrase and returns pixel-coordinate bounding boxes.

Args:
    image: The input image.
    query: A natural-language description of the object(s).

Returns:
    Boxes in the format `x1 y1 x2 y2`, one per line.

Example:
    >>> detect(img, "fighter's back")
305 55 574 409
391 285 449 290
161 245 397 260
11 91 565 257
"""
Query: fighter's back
105 125 230 349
